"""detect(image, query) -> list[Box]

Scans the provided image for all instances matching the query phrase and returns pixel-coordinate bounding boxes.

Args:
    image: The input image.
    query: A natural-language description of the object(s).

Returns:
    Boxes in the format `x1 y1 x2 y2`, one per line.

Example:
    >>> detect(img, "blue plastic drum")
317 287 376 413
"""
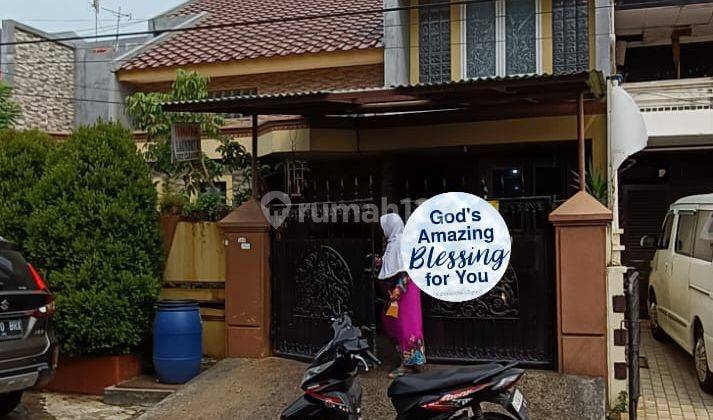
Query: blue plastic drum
153 299 202 384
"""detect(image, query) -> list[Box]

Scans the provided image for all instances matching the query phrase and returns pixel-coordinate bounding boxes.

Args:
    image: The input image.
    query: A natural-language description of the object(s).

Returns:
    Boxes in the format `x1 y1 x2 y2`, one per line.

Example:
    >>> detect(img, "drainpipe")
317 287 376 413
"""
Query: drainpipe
577 91 586 192
251 114 259 198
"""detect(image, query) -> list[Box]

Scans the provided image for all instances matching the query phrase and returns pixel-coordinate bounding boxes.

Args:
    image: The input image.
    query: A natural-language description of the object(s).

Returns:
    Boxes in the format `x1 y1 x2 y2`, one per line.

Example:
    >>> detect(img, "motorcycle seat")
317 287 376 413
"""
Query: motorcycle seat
387 364 505 397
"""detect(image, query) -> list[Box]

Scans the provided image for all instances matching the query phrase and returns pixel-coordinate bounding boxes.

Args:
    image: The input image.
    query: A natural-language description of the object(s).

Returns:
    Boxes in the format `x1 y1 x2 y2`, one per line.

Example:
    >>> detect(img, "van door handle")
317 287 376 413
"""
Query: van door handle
666 262 673 274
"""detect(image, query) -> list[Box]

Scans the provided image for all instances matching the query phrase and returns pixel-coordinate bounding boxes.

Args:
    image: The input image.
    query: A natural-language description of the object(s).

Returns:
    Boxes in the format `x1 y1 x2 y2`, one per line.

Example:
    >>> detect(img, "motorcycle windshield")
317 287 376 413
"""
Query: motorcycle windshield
301 315 367 388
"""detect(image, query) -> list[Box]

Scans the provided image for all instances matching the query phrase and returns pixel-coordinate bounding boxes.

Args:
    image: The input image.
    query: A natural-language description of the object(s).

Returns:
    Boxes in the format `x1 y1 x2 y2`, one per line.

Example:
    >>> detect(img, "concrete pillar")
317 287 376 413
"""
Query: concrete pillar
218 198 271 358
384 0 410 87
549 191 613 378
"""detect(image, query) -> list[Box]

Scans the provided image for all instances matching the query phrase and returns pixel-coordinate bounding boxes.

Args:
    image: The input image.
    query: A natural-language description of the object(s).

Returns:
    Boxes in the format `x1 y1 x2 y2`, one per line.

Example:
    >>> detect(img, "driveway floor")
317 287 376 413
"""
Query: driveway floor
638 322 713 419
6 391 144 419
138 356 606 420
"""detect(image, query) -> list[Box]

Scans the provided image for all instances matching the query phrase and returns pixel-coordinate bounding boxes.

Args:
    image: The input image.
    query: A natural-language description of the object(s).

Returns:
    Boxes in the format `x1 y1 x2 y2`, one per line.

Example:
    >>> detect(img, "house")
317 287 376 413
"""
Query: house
2 0 644 411
157 0 636 411
0 20 147 133
615 0 713 319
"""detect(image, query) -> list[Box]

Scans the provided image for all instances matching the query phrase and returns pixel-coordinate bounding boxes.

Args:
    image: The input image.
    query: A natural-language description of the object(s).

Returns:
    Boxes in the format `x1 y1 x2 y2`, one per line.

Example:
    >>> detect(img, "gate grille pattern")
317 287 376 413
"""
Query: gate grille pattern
423 197 556 366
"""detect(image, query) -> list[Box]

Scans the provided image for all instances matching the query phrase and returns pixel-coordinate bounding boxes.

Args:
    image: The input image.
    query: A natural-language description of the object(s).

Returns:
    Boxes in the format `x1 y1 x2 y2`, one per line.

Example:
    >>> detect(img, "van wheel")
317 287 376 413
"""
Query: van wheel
695 327 713 393
0 391 22 416
649 298 668 341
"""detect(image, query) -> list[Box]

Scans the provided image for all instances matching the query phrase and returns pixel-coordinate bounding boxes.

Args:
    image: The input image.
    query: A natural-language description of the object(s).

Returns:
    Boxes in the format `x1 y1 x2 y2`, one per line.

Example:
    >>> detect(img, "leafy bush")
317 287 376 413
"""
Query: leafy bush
182 192 229 222
0 130 55 248
159 192 189 216
126 69 252 201
0 81 21 129
25 122 163 356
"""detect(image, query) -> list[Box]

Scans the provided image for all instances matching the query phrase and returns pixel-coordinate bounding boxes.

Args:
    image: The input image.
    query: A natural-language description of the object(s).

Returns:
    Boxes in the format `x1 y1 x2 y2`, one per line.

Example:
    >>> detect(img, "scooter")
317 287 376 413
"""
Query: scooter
281 314 530 420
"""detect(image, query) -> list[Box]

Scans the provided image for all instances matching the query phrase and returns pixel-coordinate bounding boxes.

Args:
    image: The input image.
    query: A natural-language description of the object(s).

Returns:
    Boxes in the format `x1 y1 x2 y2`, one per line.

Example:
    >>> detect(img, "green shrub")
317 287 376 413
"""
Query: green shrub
25 122 163 356
0 130 55 248
182 192 229 222
159 192 189 216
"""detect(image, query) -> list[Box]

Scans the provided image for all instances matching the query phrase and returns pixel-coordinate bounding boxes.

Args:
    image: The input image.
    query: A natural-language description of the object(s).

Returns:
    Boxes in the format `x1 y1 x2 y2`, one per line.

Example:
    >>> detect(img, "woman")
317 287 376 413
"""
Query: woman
376 213 426 379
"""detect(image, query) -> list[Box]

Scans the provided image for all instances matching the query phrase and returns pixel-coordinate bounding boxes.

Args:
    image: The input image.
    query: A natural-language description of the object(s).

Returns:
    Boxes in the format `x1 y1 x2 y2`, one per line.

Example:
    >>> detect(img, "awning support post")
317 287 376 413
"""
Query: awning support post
577 92 586 192
251 114 259 199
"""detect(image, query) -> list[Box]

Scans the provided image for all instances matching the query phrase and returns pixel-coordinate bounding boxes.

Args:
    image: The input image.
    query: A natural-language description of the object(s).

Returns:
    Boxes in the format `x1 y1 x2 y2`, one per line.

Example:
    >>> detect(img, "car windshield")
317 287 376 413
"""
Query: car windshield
0 248 38 291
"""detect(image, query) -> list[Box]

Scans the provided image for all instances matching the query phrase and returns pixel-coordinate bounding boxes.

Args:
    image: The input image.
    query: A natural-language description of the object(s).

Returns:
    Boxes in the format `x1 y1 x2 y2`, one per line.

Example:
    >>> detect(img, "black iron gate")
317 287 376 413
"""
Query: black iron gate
270 199 377 360
422 196 556 366
270 196 556 366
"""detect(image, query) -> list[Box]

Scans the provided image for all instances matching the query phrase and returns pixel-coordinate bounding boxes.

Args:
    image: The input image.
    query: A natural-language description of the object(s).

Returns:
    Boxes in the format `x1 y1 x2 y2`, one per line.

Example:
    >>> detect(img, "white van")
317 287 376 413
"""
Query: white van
643 193 713 392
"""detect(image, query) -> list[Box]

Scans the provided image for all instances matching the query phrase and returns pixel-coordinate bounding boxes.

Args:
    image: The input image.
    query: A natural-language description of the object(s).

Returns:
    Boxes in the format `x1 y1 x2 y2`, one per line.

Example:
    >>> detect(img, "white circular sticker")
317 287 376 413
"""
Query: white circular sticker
400 192 511 303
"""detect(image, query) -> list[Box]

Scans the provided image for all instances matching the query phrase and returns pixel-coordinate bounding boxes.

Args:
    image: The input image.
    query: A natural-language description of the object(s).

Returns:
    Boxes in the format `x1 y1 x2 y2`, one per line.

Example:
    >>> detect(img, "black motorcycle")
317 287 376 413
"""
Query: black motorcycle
281 314 530 420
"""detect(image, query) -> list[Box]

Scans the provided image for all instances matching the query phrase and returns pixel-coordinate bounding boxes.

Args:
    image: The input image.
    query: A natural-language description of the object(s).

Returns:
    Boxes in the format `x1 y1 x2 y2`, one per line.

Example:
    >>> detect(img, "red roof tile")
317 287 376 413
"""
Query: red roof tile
120 0 383 71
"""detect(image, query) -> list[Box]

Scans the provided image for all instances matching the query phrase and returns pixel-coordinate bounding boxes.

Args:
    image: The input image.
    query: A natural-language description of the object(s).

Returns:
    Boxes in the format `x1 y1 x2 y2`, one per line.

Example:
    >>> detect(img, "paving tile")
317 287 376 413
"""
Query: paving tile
636 323 713 419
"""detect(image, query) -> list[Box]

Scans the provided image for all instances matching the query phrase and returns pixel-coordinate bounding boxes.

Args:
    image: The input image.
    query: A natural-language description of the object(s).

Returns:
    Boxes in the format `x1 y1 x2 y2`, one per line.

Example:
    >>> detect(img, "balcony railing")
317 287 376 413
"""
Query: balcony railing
623 77 713 113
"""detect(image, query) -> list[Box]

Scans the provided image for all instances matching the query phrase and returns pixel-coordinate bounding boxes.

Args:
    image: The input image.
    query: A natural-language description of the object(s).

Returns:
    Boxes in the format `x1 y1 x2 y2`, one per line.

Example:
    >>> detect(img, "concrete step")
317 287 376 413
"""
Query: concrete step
103 385 174 407
103 374 181 407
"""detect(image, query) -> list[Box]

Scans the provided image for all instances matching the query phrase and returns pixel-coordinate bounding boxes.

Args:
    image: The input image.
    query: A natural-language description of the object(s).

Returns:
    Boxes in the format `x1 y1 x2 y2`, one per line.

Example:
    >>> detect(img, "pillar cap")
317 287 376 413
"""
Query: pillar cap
218 197 270 232
549 191 613 225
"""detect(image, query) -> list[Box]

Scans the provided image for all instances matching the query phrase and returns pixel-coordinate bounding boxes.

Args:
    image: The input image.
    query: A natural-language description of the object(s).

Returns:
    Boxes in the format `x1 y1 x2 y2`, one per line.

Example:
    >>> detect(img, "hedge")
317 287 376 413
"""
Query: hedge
0 130 55 248
25 122 163 356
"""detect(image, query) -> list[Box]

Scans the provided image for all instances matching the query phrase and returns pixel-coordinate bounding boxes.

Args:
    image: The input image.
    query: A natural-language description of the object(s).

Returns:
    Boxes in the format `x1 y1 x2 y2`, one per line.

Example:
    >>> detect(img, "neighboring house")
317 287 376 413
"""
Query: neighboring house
116 0 384 94
0 21 147 132
615 1 713 320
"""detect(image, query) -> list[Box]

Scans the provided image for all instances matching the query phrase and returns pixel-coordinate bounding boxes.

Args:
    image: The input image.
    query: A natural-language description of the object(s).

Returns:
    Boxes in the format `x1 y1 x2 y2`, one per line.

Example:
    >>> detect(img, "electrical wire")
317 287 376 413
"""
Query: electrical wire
0 0 618 47
0 69 123 94
1 9 617 68
11 92 125 105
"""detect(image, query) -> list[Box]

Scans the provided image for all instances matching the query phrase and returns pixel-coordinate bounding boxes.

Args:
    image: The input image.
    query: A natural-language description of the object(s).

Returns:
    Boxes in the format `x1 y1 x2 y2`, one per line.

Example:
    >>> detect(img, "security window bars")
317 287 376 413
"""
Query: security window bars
464 0 540 78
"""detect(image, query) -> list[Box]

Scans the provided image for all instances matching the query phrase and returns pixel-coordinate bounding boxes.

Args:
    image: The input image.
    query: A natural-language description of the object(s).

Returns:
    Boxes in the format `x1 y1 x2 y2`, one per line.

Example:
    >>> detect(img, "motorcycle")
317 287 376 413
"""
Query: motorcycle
281 314 530 420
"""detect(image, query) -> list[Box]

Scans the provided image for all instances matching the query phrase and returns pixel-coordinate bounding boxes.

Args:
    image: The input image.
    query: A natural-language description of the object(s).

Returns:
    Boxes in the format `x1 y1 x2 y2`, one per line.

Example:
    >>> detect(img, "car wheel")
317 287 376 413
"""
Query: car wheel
649 298 668 341
0 390 23 416
695 327 713 393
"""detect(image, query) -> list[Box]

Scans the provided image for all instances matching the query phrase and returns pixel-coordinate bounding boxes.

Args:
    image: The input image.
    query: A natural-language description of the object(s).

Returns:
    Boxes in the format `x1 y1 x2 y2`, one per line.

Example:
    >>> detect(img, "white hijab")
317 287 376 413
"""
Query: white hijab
378 213 406 279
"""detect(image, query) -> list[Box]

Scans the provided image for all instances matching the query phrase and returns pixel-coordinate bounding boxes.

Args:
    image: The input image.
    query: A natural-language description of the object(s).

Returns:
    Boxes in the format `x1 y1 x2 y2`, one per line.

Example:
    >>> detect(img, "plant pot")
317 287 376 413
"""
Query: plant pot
159 214 182 255
42 354 141 395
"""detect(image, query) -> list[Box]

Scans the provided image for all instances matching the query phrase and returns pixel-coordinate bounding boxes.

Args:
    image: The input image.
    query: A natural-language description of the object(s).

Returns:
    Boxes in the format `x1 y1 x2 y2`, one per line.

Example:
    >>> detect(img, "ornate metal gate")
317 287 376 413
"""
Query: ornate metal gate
270 199 377 360
422 196 556 367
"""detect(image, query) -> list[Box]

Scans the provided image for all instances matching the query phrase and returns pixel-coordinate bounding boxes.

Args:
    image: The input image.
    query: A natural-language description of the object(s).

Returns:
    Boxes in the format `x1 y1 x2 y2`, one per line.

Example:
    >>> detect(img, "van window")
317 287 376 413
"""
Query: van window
675 212 697 256
660 212 674 249
693 210 713 262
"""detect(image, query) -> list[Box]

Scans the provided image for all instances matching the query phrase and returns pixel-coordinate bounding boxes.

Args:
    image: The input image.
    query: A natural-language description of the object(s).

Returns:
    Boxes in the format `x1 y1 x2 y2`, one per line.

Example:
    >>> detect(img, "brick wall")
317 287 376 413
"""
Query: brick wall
135 64 384 94
11 29 75 132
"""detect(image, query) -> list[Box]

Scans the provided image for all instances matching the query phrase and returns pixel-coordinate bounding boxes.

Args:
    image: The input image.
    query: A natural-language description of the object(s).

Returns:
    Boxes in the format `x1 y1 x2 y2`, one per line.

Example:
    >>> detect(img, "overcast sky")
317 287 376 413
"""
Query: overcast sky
0 0 187 36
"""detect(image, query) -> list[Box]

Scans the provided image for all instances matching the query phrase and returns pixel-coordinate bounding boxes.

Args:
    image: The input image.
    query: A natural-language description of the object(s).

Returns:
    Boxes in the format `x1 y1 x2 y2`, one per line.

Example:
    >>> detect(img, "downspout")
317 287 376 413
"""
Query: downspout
251 114 259 199
577 91 586 192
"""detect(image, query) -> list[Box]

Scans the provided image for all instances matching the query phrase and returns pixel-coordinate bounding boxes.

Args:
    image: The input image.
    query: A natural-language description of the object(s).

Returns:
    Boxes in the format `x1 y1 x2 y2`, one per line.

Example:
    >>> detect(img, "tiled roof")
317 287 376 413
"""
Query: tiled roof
120 0 383 71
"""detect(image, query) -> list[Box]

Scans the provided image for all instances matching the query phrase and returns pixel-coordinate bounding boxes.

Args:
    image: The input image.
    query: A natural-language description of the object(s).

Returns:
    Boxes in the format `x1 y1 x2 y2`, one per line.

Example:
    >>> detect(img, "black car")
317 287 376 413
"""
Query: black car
0 236 57 416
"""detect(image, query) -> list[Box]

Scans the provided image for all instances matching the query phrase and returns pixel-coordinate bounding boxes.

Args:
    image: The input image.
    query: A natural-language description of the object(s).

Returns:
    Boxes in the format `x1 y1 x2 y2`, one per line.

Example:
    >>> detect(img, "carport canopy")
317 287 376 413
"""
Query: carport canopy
162 71 604 118
161 71 606 196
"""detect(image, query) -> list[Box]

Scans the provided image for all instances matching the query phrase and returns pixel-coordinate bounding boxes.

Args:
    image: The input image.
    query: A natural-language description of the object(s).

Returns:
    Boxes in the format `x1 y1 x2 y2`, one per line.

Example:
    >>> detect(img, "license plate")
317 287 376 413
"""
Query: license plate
0 319 23 339
509 388 529 419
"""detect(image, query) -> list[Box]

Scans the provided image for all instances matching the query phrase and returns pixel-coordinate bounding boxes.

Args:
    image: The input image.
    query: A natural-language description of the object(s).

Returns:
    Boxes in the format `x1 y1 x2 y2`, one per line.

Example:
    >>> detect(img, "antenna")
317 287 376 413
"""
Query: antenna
91 0 100 38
